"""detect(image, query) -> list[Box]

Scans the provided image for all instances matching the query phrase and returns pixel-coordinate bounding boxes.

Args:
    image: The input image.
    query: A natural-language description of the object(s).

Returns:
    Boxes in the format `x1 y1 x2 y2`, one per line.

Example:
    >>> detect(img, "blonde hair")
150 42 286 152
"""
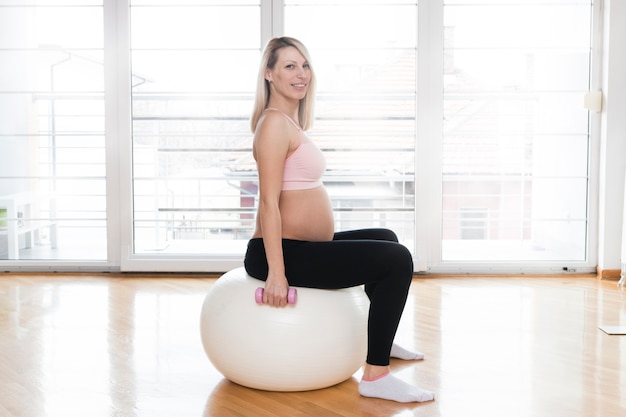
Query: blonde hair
250 37 316 133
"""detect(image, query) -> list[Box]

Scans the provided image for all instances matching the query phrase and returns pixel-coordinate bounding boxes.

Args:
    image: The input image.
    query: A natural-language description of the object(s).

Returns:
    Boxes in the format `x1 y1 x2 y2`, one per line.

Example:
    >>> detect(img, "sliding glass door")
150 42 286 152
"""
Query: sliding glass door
284 1 418 252
0 0 107 263
441 1 593 267
128 1 260 263
123 0 419 270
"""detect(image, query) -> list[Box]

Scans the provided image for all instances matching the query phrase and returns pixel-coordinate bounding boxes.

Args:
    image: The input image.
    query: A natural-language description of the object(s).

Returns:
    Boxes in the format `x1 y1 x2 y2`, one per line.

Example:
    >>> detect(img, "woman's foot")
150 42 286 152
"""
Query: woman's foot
359 372 435 403
390 343 424 361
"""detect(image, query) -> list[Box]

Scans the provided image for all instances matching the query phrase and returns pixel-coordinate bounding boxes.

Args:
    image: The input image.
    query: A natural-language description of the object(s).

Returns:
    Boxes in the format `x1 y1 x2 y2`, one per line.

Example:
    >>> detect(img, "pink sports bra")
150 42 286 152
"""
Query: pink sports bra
264 108 326 191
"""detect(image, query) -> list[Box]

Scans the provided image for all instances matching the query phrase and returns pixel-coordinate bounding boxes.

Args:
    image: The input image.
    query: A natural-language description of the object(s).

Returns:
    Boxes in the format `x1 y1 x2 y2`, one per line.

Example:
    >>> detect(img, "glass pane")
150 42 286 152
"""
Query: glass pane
131 0 257 4
445 0 590 6
286 4 417 48
285 2 418 252
442 2 592 262
287 0 416 4
130 6 259 49
129 1 260 254
0 3 106 261
131 50 258 93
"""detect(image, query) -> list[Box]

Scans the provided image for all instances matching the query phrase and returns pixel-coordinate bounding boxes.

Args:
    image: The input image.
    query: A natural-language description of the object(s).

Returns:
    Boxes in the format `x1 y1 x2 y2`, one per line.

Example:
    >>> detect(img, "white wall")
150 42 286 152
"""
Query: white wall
598 0 626 272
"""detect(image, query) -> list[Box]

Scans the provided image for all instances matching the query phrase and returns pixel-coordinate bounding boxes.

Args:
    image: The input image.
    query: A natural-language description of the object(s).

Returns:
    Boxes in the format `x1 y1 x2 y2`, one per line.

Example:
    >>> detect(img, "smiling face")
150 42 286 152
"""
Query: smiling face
265 46 311 104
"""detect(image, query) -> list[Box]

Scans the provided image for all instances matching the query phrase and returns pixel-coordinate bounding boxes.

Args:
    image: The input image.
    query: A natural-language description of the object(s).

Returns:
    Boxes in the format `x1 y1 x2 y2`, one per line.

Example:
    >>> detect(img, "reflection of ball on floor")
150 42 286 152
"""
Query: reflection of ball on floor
200 267 369 391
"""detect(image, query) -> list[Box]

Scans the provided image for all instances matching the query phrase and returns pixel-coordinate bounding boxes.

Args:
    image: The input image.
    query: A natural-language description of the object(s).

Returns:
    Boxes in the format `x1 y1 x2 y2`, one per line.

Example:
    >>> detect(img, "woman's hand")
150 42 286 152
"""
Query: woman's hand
263 273 290 307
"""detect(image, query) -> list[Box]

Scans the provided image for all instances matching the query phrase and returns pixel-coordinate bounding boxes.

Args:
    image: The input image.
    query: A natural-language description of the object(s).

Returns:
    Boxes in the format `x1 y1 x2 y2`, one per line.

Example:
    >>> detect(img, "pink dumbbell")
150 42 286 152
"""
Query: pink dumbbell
255 287 298 304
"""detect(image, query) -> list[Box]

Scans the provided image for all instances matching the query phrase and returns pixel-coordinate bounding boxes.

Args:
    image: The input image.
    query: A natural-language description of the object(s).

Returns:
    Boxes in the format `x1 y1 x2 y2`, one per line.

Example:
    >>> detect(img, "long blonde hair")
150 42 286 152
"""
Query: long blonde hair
250 37 316 133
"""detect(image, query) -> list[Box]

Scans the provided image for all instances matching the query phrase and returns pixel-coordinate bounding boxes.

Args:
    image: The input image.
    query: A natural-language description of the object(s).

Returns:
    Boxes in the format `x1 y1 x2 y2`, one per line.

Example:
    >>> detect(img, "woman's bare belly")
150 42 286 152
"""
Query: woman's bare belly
253 186 334 241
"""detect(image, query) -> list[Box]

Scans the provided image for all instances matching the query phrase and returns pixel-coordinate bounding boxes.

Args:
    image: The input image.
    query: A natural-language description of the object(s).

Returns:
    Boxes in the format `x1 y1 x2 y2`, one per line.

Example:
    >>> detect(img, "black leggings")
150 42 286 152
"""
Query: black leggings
243 228 413 366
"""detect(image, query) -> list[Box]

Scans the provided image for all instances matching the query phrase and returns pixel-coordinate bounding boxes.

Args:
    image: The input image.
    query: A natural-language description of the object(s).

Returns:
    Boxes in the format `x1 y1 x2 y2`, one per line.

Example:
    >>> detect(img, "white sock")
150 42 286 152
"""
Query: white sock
390 343 424 361
359 373 435 403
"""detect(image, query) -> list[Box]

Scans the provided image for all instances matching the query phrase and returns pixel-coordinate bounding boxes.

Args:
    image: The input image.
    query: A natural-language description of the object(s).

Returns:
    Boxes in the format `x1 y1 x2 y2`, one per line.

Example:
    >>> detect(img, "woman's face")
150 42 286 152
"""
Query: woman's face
266 46 311 102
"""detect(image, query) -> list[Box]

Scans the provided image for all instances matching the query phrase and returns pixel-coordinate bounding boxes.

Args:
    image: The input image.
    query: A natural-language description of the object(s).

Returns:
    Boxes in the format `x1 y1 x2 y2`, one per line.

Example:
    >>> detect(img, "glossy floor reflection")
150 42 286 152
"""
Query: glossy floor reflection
0 273 624 417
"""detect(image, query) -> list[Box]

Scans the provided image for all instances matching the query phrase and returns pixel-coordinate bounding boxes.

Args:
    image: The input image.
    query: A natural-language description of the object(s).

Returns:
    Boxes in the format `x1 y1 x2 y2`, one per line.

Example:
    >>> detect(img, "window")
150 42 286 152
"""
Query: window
128 0 418 262
129 0 261 256
285 0 418 250
442 0 592 263
0 0 598 272
0 0 106 261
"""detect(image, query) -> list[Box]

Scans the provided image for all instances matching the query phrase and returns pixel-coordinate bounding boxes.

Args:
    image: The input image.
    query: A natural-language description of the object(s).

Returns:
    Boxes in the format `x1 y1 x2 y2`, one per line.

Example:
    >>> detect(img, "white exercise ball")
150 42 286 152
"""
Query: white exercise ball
200 267 369 391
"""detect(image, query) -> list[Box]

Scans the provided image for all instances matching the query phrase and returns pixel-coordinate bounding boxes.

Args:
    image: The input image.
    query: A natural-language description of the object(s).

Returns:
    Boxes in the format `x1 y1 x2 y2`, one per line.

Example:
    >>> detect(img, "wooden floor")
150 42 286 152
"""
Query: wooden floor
0 272 624 417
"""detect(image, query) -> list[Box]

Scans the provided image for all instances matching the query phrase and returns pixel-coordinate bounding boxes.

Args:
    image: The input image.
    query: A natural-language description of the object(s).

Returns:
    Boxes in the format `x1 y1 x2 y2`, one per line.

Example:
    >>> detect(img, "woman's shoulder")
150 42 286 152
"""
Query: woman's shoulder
256 110 299 140
253 112 295 157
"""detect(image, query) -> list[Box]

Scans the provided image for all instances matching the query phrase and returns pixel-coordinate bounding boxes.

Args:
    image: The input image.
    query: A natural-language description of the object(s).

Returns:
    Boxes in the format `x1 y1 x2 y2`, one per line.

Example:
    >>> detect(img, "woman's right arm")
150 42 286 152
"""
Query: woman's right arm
253 114 292 307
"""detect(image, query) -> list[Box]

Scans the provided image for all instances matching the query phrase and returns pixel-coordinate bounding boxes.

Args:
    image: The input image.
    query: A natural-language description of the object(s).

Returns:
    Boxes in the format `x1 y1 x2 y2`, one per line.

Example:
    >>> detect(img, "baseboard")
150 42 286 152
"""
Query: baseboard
596 267 621 281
